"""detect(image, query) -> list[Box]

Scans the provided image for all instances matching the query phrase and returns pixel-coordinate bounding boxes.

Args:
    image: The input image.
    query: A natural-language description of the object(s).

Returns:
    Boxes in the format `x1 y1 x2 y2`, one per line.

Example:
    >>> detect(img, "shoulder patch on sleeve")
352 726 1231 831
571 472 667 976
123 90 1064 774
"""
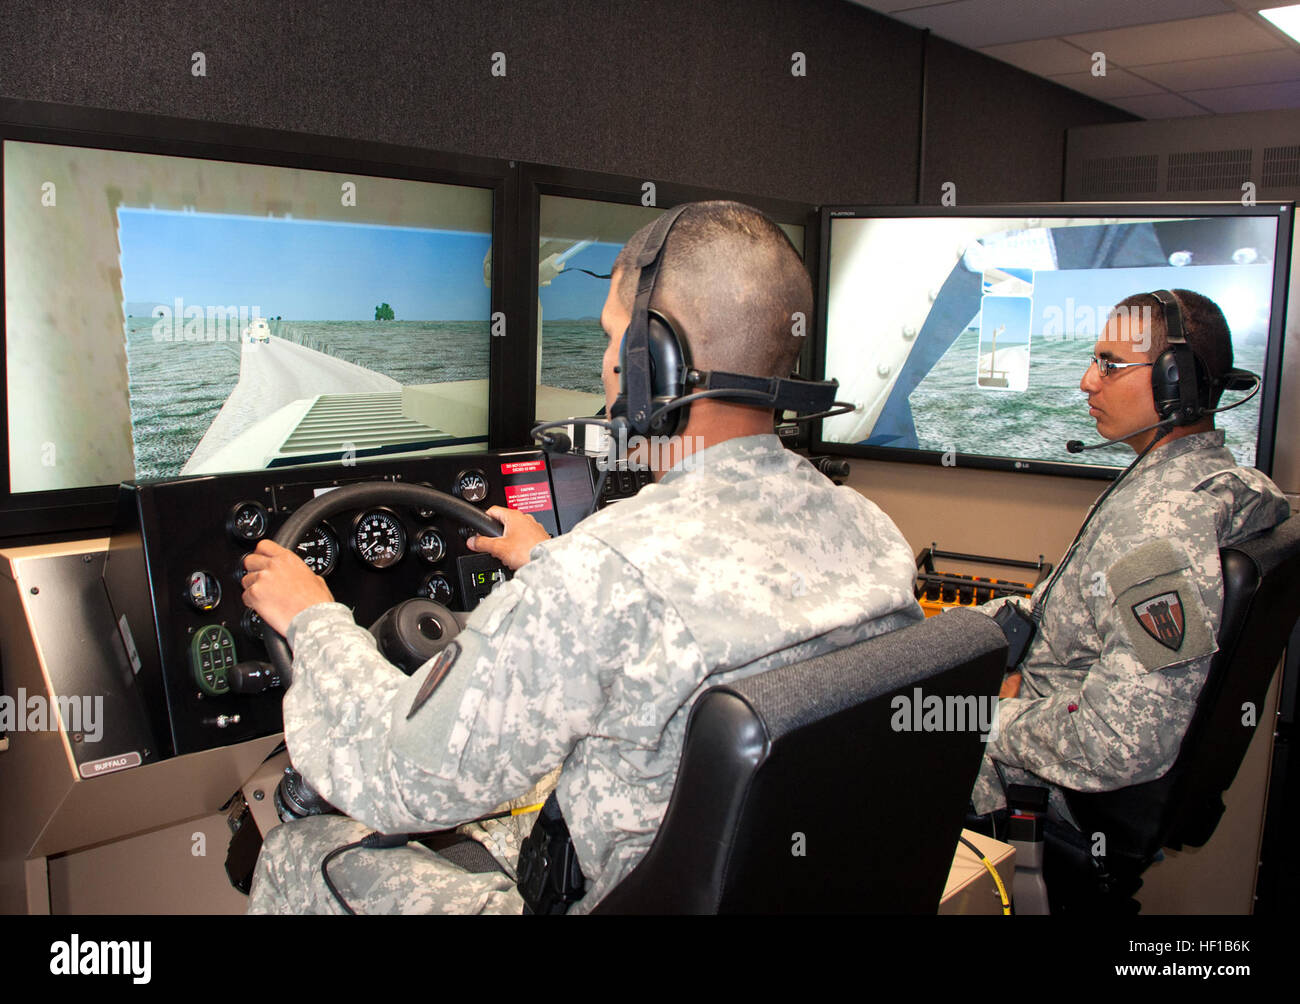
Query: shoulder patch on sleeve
406 641 461 720
1131 591 1186 650
1104 539 1217 671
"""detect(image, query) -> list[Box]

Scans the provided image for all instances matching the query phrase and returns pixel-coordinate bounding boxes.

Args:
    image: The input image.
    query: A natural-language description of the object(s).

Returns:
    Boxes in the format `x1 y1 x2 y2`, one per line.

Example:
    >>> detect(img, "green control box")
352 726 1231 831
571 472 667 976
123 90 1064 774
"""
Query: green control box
190 624 236 696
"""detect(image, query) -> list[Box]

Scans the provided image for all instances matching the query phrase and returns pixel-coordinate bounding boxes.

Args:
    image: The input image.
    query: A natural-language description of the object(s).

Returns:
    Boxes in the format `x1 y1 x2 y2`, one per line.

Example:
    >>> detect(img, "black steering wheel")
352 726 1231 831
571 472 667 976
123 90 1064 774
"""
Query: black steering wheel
262 481 503 685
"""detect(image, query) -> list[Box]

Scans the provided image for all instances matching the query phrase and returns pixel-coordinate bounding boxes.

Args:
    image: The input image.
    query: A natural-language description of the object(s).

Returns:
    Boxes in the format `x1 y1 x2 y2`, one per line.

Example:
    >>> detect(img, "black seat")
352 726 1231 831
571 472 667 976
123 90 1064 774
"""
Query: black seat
1047 512 1300 912
592 607 1006 913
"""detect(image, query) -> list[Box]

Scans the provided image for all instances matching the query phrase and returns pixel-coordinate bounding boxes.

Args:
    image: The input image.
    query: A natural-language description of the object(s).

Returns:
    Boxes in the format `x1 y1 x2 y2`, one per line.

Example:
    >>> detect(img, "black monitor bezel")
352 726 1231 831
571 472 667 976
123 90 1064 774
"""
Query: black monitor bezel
812 201 1293 480
0 98 516 541
517 162 822 443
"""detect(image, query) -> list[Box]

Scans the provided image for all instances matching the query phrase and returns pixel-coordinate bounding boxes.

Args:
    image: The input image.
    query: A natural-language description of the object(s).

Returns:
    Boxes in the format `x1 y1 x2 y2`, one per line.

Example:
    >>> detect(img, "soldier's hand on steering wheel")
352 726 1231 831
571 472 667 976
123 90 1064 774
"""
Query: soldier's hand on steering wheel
466 505 551 571
241 540 336 638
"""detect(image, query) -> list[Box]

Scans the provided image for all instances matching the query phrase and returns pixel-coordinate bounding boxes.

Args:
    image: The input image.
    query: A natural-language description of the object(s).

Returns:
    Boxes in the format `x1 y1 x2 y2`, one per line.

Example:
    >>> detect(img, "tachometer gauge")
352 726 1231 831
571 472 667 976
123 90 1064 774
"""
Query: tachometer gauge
453 470 489 504
416 527 446 564
352 509 407 569
419 572 454 605
228 500 270 542
295 522 339 576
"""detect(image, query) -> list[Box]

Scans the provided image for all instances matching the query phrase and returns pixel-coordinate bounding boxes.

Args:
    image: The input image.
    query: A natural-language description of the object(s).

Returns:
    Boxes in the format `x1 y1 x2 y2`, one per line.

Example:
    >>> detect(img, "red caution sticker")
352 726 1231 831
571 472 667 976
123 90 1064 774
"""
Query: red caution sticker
501 459 546 475
504 482 553 513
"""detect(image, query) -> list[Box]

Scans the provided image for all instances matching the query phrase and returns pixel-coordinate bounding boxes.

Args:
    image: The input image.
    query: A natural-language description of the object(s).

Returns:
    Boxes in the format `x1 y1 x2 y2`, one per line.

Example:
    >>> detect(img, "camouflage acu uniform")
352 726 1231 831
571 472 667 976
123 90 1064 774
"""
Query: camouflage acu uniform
970 431 1291 817
248 433 923 914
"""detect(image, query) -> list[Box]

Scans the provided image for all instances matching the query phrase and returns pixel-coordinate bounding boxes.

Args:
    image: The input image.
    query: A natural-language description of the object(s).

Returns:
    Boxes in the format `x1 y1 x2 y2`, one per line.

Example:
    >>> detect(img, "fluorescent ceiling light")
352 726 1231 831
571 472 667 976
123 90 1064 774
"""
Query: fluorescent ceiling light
1260 5 1300 43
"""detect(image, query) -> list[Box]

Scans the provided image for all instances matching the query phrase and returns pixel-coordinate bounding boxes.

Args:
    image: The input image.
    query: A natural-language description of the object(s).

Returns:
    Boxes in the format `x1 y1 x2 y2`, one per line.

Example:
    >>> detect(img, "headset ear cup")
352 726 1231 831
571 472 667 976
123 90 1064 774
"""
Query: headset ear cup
1151 349 1180 420
1151 344 1208 424
646 310 689 438
1147 290 1210 425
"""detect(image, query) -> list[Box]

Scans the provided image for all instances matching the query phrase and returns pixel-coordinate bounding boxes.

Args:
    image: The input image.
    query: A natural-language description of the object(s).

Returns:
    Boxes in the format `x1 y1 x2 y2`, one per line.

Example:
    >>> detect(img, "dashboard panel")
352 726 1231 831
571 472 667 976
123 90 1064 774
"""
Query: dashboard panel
102 449 575 758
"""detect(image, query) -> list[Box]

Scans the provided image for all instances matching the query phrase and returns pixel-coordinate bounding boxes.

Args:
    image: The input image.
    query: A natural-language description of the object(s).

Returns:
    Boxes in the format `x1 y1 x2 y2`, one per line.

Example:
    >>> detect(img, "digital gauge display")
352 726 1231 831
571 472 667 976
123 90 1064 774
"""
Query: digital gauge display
295 523 339 576
352 509 407 569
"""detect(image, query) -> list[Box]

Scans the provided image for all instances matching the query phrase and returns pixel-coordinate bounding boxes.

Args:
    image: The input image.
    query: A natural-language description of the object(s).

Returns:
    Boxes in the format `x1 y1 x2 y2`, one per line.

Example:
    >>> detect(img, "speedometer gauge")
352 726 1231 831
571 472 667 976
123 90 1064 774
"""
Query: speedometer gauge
295 522 339 576
352 509 407 569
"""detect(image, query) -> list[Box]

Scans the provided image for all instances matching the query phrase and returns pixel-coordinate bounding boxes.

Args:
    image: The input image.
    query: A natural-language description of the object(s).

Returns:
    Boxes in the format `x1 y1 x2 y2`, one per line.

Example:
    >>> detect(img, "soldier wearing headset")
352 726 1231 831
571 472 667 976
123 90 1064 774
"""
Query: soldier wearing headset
241 201 924 914
971 288 1290 826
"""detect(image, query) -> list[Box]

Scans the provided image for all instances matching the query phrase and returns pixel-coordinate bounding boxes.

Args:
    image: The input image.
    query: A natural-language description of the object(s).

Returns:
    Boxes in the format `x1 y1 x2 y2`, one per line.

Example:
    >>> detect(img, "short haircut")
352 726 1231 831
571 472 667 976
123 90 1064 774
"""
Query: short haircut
612 201 811 381
1113 288 1234 407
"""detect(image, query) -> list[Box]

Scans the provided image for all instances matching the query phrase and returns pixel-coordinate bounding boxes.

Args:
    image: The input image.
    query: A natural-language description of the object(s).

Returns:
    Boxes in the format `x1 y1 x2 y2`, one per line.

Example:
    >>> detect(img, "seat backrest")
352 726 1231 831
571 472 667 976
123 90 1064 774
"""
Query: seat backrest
1065 512 1300 862
593 608 1007 914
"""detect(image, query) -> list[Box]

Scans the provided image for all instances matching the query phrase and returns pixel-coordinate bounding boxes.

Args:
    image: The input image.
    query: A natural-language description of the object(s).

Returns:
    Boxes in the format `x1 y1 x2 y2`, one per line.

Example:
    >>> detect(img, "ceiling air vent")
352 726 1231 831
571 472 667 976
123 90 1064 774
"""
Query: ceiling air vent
1067 111 1300 202
1080 154 1158 196
1262 145 1300 189
1167 148 1252 193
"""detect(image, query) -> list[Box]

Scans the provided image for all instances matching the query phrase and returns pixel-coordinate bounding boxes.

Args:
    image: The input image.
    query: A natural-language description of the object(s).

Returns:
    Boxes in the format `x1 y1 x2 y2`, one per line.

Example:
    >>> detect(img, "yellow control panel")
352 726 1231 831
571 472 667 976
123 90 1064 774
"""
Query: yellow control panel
914 544 1051 617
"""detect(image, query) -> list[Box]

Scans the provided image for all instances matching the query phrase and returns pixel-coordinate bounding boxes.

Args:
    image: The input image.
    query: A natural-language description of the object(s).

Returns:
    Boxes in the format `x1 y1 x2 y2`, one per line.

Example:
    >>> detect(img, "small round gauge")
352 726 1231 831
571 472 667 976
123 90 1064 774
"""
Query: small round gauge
415 527 446 564
413 483 439 520
352 508 407 569
419 572 455 605
453 470 489 504
295 522 339 577
242 608 265 641
185 570 221 612
228 500 270 542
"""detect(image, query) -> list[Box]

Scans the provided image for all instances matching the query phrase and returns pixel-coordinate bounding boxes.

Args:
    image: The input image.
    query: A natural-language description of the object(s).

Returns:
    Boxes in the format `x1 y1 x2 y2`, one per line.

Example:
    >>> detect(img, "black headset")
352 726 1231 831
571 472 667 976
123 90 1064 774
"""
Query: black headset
606 203 851 440
607 205 695 438
1148 289 1213 426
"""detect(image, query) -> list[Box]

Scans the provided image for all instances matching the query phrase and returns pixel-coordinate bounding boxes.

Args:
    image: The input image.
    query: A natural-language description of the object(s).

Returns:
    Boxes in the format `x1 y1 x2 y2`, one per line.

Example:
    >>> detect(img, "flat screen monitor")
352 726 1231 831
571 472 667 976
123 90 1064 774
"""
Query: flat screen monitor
2 111 507 536
527 173 813 453
814 204 1292 478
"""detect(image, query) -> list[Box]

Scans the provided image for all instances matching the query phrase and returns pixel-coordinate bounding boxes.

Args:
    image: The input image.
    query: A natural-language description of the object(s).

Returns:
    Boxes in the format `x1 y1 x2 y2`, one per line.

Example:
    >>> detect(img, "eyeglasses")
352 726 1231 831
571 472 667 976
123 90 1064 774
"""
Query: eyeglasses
1091 355 1154 379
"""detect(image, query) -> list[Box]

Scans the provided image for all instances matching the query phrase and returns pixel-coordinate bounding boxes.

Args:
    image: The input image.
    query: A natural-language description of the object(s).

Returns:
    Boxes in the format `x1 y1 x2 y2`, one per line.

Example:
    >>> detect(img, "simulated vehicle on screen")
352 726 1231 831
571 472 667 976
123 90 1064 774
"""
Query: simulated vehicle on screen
243 317 271 343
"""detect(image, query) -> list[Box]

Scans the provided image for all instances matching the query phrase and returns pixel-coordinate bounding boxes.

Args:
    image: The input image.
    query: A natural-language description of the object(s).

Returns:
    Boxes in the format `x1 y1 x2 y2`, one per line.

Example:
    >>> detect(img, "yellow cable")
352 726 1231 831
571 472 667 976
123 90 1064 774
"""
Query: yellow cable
979 853 1012 915
959 835 1011 915
511 802 545 816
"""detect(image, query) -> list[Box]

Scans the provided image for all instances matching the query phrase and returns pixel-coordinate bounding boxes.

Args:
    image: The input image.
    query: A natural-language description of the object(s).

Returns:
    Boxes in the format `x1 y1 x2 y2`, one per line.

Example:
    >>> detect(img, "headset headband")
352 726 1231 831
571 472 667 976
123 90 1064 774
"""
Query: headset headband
1149 289 1202 424
623 205 691 431
1149 289 1185 345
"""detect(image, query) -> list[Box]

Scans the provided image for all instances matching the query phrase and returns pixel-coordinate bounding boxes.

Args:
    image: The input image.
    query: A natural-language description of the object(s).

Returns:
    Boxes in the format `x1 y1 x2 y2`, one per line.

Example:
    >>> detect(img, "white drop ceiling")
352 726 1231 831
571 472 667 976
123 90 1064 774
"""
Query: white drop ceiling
847 0 1300 117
